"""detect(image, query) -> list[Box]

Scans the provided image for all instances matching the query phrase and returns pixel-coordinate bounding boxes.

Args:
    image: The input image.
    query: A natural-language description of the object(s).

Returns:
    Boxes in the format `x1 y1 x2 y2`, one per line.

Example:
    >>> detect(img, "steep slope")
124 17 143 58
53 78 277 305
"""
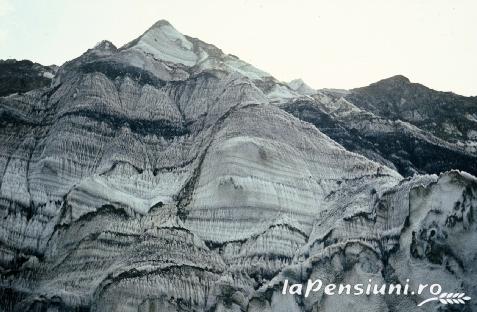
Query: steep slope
0 20 476 312
284 77 477 177
282 91 477 177
346 75 477 150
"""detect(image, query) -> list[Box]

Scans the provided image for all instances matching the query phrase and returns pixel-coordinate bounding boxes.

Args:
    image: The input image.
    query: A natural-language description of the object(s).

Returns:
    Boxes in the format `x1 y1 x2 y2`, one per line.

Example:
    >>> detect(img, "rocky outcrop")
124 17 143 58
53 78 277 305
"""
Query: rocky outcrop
282 91 477 177
0 59 57 97
0 20 476 312
345 75 477 144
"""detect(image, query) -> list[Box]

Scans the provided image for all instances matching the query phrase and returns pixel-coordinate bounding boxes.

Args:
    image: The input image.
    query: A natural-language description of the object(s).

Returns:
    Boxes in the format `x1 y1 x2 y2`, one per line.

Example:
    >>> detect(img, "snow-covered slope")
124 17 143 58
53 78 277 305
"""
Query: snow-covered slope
288 78 316 96
119 20 271 81
0 20 476 312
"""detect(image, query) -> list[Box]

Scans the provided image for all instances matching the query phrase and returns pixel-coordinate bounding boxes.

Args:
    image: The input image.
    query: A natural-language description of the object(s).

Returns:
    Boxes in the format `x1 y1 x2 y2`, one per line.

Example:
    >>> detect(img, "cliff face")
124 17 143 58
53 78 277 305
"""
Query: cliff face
284 76 477 177
0 21 476 312
347 75 477 144
282 92 477 177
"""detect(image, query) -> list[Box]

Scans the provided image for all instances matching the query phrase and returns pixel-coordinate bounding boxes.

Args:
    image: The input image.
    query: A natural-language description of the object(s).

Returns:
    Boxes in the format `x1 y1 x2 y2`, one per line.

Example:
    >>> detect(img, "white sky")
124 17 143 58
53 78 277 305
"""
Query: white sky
1 0 476 95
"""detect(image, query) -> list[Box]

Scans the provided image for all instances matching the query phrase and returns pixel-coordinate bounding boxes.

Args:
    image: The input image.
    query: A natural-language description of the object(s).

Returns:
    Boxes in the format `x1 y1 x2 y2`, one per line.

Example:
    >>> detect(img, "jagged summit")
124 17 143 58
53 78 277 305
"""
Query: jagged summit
288 78 316 95
93 40 117 51
115 19 272 79
149 19 173 28
54 18 274 94
123 19 175 45
343 72 477 154
362 74 411 90
379 74 411 84
121 19 197 66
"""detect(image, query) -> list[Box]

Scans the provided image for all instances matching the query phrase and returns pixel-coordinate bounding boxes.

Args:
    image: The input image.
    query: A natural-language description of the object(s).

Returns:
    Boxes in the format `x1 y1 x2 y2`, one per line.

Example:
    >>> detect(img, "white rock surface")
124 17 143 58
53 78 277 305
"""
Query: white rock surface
0 20 476 312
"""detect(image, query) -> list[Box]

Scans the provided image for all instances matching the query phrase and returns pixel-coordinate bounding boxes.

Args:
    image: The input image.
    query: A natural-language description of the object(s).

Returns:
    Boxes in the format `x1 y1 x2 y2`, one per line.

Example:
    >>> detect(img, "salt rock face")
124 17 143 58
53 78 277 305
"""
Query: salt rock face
282 90 477 177
0 20 476 312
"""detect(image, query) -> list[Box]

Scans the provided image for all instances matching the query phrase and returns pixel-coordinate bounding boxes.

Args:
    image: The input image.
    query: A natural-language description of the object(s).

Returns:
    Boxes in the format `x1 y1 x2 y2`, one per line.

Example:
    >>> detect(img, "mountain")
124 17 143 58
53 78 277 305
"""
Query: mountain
288 79 316 96
0 59 57 97
283 76 477 177
0 20 476 312
347 75 477 144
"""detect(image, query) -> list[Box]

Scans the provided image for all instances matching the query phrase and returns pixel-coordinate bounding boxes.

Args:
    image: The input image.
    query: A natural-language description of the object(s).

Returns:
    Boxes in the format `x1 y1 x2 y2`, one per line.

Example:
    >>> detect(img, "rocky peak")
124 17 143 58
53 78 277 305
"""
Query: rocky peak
288 78 316 95
363 74 412 92
345 74 477 145
93 40 117 52
379 74 410 84
121 19 198 66
148 19 173 29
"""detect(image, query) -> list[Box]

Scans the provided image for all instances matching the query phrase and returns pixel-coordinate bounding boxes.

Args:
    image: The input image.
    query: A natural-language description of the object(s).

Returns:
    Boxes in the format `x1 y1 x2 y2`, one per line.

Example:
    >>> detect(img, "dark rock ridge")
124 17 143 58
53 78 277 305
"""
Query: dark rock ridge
346 75 477 144
282 94 477 177
284 76 477 177
0 20 476 312
0 59 57 97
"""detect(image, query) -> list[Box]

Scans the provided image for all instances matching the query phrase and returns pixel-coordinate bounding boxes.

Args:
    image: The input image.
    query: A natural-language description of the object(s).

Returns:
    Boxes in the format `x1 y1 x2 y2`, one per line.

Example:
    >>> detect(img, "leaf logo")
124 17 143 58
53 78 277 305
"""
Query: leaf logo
418 292 471 306
438 293 471 304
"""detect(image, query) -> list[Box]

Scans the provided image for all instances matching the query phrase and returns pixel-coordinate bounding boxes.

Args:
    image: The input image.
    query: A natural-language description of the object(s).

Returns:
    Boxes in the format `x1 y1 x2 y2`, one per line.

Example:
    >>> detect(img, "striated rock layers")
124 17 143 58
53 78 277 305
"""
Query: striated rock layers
284 79 477 177
0 20 476 311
